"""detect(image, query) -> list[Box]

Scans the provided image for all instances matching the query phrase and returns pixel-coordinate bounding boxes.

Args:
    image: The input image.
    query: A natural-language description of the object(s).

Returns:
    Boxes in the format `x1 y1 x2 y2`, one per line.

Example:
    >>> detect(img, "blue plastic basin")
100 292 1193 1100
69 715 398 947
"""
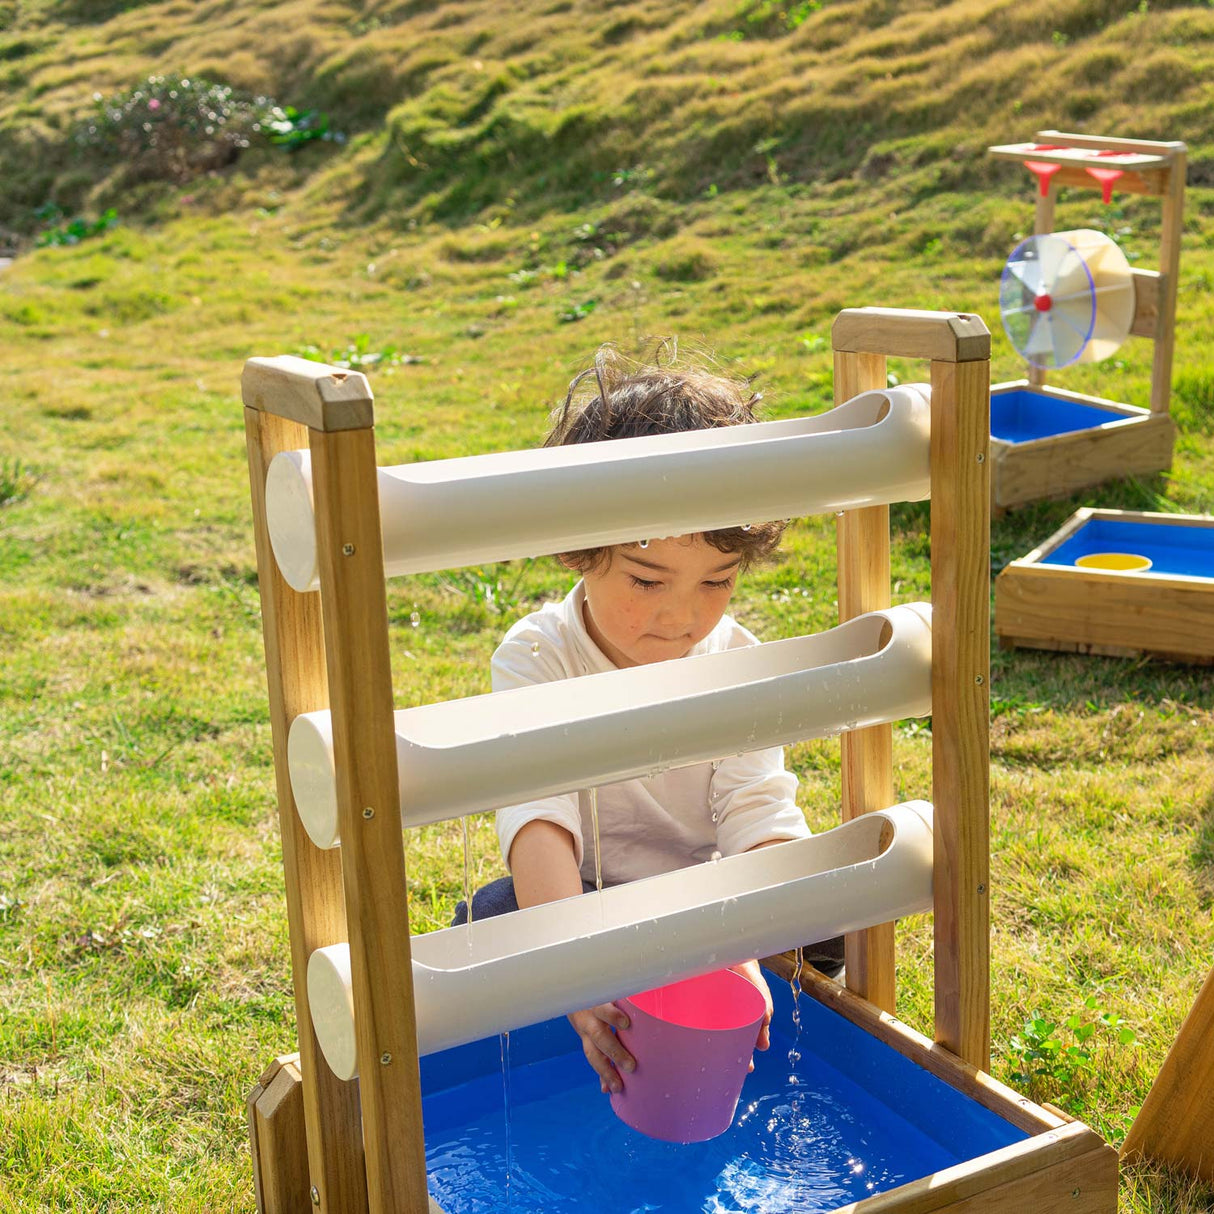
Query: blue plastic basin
421 970 1028 1212
991 388 1130 444
1041 517 1214 579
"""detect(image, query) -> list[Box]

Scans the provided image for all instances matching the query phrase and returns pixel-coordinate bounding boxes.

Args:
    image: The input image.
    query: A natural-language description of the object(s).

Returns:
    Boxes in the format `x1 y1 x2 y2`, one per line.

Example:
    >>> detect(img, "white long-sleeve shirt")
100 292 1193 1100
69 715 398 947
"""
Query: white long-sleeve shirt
492 581 810 886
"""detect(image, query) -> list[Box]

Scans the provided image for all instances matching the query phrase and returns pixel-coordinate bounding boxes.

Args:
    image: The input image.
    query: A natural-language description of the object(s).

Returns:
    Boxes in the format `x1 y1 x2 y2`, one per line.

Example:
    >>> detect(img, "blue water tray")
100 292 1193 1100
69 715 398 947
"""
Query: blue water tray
991 387 1137 444
421 971 1028 1213
1041 516 1214 580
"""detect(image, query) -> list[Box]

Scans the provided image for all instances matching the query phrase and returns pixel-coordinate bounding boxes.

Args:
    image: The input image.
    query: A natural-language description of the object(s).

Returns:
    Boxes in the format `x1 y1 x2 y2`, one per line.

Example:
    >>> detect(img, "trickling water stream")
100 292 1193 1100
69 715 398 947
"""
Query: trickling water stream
499 1031 513 1212
786 948 804 1079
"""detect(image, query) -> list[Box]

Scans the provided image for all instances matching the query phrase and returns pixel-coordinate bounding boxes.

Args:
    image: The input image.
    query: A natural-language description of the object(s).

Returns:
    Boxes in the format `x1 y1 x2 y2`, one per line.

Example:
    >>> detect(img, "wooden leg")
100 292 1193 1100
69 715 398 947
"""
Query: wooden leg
248 1055 311 1214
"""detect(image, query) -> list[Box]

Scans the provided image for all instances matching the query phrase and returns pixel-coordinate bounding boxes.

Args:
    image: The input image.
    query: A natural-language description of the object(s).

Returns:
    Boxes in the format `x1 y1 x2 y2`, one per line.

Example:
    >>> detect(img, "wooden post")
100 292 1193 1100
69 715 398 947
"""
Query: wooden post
1029 181 1056 391
832 309 991 1070
244 356 430 1213
310 423 430 1213
248 1055 310 1214
1121 964 1214 1182
929 358 991 1071
1151 144 1186 416
245 397 369 1213
834 349 895 1013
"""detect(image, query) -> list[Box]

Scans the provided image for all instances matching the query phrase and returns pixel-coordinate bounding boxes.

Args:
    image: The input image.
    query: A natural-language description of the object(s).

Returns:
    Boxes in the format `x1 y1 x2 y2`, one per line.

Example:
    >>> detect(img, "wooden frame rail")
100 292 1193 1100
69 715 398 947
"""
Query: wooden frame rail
245 358 429 1213
832 309 991 1069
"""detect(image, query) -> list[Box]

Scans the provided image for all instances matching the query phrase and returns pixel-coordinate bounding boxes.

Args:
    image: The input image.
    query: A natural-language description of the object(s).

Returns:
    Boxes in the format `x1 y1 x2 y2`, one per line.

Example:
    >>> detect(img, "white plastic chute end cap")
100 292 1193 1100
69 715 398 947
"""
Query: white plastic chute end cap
265 449 319 593
308 945 359 1080
901 798 935 836
288 712 341 850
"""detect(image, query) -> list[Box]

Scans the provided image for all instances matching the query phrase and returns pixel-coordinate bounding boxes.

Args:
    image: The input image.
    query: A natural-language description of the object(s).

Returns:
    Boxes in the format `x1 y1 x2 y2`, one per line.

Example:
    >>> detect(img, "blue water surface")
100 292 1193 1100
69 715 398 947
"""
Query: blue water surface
421 973 1027 1213
991 387 1130 443
1041 517 1214 579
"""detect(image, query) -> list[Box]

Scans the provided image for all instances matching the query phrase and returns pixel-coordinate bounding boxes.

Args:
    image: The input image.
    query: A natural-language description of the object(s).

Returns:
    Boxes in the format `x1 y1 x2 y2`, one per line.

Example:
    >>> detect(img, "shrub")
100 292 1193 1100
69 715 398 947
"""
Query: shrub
35 206 117 247
75 74 268 183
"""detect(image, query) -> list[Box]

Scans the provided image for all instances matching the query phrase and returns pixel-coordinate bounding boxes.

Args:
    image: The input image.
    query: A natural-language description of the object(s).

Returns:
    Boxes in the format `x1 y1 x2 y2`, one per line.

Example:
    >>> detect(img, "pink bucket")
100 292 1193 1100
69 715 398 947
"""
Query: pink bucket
609 969 767 1143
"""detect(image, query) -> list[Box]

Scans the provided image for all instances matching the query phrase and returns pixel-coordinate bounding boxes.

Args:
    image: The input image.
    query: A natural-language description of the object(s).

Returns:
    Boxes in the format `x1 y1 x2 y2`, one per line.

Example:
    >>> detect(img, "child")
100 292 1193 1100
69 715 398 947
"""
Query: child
454 342 844 1093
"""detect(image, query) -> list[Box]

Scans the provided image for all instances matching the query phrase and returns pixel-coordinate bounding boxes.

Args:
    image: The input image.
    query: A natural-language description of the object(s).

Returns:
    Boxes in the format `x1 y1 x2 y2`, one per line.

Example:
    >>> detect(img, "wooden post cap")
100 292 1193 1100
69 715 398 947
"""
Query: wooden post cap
832 309 991 363
242 356 374 432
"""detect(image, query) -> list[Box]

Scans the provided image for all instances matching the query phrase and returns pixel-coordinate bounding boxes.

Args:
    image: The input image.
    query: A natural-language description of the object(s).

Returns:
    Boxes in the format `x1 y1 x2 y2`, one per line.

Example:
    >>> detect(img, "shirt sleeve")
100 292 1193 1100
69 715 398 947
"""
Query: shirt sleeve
491 621 584 871
709 750 809 857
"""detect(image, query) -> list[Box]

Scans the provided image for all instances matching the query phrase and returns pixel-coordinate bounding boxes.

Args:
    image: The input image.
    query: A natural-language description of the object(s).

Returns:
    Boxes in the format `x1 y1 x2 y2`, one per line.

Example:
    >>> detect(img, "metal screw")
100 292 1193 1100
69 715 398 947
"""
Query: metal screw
975 674 984 684
976 452 986 463
362 806 375 819
380 1051 392 1066
342 543 355 557
310 1185 321 1205
1072 1189 1081 1199
977 883 987 894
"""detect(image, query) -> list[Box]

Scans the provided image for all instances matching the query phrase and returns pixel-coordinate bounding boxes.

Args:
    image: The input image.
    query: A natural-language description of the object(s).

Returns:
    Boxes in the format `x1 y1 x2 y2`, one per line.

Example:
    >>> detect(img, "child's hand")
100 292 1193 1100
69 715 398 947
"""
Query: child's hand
728 959 773 1069
568 1003 635 1094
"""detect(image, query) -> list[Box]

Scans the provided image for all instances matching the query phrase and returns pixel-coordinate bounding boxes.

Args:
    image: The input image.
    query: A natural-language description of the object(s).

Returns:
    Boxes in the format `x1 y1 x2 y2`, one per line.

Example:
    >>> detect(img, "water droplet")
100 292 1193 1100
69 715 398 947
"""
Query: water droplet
639 539 650 549
711 811 719 823
530 641 541 655
741 523 751 531
711 760 721 772
409 611 420 628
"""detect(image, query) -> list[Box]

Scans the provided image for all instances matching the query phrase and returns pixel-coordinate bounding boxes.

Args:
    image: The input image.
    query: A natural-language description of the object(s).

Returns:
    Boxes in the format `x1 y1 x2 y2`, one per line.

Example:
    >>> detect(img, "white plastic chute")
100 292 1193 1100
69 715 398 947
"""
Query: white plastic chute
287 604 932 850
264 386 932 593
1000 229 1134 369
308 800 935 1073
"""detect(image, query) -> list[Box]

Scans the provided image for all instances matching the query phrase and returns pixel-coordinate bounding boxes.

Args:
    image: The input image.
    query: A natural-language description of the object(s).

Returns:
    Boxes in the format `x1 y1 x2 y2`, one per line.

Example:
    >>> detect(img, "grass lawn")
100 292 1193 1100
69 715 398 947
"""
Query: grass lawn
2 1 1214 1209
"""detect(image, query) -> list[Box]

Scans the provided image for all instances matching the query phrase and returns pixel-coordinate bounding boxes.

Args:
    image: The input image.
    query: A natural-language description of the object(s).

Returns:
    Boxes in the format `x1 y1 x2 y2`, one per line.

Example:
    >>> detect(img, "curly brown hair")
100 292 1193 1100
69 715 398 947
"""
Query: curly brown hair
545 340 787 573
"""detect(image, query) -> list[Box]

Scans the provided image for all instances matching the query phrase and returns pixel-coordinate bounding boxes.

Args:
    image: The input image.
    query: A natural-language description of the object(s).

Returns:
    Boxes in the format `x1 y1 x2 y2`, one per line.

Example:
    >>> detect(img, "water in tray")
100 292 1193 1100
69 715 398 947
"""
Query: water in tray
425 1012 960 1213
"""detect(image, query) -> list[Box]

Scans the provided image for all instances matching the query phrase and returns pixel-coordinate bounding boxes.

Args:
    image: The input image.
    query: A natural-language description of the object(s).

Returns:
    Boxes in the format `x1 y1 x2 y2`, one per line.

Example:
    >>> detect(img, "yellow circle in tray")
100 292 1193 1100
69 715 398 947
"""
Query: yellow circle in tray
1074 552 1153 572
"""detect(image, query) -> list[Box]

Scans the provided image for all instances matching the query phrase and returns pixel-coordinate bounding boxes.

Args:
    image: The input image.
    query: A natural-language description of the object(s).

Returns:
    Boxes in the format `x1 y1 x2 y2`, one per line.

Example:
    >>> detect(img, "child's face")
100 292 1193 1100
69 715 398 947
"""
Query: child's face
577 536 741 667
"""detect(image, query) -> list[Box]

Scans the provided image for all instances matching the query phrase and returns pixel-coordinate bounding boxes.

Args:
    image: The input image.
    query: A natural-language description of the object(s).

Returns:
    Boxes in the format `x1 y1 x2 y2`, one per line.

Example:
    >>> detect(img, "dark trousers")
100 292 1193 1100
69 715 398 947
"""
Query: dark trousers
453 875 846 979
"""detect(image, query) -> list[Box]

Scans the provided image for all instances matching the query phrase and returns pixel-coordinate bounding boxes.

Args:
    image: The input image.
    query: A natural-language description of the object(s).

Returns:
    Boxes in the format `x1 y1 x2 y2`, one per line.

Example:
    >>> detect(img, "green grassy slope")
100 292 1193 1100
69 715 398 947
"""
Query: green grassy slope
3 0 1214 231
1 1 1214 1210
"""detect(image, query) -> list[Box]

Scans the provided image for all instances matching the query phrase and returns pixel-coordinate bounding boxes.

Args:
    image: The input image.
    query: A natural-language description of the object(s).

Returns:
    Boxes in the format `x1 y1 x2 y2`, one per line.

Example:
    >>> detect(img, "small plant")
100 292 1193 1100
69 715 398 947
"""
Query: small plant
35 207 118 247
611 166 653 189
261 105 343 149
557 299 597 324
1003 995 1136 1115
296 335 423 373
721 0 823 39
0 456 37 508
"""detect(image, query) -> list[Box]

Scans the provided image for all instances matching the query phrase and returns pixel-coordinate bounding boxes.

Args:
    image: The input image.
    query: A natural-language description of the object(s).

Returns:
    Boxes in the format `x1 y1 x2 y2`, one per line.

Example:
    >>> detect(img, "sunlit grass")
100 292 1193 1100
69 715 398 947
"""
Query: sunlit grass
2 0 1214 1209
